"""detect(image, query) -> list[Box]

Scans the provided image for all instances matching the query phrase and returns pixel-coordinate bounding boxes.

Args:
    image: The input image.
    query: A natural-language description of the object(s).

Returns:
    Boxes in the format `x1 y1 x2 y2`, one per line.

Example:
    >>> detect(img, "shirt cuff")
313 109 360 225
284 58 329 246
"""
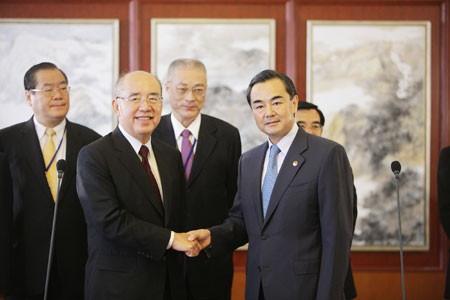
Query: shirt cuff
166 231 174 249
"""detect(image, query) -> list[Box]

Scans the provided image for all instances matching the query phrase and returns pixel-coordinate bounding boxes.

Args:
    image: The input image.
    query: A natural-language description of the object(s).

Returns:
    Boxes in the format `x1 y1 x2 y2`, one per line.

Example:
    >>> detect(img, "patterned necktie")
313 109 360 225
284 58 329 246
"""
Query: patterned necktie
181 129 193 180
139 145 162 203
43 128 57 201
262 144 281 218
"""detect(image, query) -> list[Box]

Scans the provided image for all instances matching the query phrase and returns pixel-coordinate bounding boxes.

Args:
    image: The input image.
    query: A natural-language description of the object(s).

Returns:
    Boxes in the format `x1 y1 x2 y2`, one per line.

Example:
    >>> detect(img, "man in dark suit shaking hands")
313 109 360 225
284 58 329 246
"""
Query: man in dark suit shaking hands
153 59 241 300
189 70 354 300
76 71 201 300
0 62 101 300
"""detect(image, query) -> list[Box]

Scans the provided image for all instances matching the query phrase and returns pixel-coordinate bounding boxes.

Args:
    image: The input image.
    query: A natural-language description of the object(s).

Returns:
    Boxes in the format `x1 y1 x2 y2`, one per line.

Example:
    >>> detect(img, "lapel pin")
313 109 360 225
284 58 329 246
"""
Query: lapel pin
293 161 298 166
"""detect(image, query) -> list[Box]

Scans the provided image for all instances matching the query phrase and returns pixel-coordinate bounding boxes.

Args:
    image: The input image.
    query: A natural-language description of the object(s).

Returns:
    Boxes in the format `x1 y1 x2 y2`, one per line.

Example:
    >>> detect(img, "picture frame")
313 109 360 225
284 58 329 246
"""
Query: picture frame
0 18 120 135
306 20 431 251
151 18 276 152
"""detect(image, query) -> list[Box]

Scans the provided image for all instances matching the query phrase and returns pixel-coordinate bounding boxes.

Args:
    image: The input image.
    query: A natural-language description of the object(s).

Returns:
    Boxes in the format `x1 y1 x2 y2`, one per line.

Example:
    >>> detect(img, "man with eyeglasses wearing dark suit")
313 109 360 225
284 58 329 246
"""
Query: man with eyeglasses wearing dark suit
77 70 200 300
153 59 241 300
0 62 101 300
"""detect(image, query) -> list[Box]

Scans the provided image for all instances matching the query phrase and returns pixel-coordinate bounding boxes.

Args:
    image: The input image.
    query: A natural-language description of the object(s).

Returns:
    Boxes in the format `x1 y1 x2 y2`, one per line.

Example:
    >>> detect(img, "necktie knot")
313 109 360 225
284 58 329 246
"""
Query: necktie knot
139 145 149 160
181 129 191 139
46 128 56 137
269 144 281 158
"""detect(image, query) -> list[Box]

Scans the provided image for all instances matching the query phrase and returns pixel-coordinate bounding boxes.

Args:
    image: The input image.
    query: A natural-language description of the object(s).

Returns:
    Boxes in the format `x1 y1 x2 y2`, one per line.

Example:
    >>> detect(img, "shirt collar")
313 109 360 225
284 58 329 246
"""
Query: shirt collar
267 123 298 155
171 113 201 141
33 117 66 140
118 124 152 156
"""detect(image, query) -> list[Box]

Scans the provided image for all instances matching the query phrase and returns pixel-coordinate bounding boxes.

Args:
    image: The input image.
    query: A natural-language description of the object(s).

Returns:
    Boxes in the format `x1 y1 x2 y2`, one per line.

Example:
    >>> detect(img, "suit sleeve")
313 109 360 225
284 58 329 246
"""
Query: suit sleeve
0 152 13 294
76 145 171 260
316 144 354 300
438 147 450 239
209 155 248 257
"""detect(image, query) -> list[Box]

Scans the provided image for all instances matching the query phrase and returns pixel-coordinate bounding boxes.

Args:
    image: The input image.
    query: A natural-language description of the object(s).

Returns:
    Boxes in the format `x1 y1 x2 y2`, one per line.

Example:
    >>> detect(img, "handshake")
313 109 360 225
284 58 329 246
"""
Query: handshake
171 229 212 257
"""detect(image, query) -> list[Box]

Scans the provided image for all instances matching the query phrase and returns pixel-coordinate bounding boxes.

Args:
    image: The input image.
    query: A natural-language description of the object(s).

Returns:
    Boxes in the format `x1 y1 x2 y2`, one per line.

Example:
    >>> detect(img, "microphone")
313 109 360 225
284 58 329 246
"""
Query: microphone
44 159 65 300
391 161 401 178
57 159 66 179
391 160 405 300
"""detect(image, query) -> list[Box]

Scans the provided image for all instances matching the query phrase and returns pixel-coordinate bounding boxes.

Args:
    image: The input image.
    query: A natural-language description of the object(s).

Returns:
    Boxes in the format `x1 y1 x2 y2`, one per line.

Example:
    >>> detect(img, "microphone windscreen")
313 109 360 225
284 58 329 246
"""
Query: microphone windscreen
391 161 401 174
56 159 66 173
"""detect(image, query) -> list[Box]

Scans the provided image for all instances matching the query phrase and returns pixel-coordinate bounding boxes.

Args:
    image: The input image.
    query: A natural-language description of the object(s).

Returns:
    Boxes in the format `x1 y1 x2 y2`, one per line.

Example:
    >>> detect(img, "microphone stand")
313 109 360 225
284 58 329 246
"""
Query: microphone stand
43 165 64 300
394 171 406 300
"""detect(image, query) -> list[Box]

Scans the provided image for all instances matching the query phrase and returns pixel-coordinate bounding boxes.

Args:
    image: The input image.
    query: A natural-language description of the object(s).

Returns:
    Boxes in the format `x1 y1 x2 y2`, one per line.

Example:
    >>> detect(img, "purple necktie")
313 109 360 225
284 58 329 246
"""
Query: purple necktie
139 145 162 203
181 129 193 180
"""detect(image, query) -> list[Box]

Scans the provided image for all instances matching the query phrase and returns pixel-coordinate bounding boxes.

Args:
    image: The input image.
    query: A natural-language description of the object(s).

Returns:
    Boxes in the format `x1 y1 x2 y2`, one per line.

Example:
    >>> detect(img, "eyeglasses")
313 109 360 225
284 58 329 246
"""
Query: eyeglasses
298 123 323 132
116 95 163 105
30 86 70 95
175 85 206 97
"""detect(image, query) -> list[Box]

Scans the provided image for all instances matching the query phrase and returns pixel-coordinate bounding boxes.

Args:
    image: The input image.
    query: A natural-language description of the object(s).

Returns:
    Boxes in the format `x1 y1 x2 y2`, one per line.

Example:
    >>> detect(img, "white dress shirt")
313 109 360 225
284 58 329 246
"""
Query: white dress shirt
171 113 201 153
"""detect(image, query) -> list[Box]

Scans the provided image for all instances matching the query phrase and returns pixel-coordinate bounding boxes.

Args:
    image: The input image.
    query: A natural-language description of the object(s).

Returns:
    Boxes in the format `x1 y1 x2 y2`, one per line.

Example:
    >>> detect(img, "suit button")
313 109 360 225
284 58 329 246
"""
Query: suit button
257 266 261 272
261 234 268 240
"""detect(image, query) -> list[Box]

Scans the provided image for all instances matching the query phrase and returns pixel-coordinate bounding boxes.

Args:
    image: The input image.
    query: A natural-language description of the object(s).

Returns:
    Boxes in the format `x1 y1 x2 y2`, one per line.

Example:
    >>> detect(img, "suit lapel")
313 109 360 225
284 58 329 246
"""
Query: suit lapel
20 118 53 201
112 128 164 218
187 115 217 187
263 130 307 228
152 140 172 226
156 115 177 148
251 143 269 228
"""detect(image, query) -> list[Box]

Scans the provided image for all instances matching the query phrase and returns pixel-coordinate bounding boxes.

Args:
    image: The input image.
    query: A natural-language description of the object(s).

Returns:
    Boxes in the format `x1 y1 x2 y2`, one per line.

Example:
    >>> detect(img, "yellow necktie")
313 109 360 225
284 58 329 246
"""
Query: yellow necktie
43 128 57 201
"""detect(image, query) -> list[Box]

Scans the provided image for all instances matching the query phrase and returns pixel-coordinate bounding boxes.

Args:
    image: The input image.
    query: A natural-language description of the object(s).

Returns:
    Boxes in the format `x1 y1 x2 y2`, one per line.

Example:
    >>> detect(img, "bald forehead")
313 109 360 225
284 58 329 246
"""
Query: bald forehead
115 71 161 94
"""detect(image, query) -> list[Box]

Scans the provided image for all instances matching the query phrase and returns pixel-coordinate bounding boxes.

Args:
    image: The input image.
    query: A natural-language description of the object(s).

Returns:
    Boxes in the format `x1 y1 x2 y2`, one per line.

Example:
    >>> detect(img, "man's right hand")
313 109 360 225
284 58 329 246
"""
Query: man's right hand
187 229 211 249
171 232 201 257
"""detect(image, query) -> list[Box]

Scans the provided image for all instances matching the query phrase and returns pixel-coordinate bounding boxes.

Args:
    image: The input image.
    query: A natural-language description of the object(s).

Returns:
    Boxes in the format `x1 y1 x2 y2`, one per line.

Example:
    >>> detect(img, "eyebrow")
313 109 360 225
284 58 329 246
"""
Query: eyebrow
251 95 283 104
42 80 67 86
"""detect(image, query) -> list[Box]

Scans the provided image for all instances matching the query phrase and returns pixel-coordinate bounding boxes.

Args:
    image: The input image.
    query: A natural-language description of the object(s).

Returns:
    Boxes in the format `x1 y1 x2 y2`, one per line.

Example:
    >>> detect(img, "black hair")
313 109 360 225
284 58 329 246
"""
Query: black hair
297 101 325 126
24 62 68 90
246 69 297 106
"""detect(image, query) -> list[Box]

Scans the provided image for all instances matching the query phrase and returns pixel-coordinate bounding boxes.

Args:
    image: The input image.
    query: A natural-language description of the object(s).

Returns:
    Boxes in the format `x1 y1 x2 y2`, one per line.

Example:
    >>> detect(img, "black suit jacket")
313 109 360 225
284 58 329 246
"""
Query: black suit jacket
0 152 13 295
152 114 241 299
209 128 354 300
76 127 187 300
0 117 100 296
438 146 450 299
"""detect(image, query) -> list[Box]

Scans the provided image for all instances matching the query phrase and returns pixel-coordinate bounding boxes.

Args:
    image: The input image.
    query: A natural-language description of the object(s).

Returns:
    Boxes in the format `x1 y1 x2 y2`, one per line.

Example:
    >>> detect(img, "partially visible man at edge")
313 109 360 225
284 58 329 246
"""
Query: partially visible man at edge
0 62 101 300
296 100 358 300
76 70 200 300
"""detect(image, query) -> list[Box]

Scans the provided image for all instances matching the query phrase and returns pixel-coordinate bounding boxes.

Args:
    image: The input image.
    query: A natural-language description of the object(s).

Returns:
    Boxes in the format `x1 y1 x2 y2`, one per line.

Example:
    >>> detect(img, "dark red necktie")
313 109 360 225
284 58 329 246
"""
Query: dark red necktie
139 145 162 203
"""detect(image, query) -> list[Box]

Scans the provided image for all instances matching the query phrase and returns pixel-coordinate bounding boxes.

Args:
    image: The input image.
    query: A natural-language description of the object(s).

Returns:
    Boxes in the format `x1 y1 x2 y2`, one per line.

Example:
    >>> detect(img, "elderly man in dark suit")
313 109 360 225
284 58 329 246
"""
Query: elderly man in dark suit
0 62 101 300
76 70 200 300
438 146 450 299
189 70 354 300
153 58 241 300
296 101 358 300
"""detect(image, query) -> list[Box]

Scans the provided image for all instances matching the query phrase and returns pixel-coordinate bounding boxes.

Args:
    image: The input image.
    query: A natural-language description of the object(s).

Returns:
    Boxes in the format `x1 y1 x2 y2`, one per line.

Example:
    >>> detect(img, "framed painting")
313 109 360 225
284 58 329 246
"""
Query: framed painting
307 21 431 251
151 18 276 152
0 18 119 135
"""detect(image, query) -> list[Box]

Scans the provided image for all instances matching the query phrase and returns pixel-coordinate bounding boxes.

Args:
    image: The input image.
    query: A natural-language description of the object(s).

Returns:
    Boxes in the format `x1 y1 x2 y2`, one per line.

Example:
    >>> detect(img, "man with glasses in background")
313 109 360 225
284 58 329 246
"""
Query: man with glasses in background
77 70 200 300
153 59 241 300
0 62 101 300
296 100 358 300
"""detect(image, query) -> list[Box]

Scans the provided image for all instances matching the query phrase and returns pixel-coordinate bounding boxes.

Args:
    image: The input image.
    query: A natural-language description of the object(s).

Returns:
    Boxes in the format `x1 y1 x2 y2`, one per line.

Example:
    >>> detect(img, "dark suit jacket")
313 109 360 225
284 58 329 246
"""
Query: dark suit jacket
209 128 354 300
0 152 13 295
438 146 450 299
344 185 358 300
76 127 187 300
153 114 241 299
0 117 100 297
